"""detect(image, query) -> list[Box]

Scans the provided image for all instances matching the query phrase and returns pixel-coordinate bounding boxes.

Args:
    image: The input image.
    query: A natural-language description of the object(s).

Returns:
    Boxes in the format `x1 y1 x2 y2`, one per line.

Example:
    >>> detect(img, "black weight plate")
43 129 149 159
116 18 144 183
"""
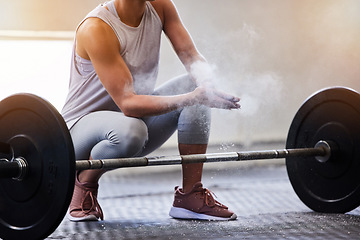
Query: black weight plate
0 94 75 240
286 87 360 213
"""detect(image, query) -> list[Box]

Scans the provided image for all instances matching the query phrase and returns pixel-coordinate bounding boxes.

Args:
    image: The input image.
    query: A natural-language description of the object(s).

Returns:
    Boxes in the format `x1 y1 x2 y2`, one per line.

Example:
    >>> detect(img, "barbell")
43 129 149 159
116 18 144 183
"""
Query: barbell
0 86 360 240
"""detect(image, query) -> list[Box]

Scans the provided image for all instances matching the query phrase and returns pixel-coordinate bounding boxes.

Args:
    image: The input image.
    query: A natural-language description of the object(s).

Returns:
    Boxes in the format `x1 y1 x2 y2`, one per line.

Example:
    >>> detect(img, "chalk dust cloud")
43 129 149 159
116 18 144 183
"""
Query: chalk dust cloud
164 0 360 146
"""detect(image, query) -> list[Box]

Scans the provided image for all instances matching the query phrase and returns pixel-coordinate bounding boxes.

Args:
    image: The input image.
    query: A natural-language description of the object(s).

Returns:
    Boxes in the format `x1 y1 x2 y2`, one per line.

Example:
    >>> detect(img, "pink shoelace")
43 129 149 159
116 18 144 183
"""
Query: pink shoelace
81 190 104 220
202 188 228 209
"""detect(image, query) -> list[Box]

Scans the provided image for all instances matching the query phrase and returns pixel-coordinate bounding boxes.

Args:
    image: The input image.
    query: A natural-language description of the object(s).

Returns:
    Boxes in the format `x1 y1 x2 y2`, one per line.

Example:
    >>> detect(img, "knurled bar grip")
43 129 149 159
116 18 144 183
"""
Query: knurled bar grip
75 147 326 171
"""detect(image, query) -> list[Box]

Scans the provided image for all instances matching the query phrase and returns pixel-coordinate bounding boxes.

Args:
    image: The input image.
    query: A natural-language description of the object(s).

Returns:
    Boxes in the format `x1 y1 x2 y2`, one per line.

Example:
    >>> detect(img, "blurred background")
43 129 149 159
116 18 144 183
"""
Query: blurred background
0 0 359 148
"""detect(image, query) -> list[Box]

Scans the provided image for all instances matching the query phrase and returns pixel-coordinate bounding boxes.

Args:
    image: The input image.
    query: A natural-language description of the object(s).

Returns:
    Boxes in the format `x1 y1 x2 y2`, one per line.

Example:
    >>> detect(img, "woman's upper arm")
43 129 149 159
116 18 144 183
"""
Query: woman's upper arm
161 0 200 63
76 18 135 108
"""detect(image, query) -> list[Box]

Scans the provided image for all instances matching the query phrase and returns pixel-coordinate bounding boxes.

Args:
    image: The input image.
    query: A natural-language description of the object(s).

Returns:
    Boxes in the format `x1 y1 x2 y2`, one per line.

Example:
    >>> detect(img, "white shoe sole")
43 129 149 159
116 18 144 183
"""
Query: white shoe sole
169 207 237 221
67 212 100 222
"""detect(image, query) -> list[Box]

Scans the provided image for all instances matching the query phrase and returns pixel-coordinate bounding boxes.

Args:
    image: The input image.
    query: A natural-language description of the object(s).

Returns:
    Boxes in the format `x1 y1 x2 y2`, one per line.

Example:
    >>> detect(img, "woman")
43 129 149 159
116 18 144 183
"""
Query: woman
62 0 240 222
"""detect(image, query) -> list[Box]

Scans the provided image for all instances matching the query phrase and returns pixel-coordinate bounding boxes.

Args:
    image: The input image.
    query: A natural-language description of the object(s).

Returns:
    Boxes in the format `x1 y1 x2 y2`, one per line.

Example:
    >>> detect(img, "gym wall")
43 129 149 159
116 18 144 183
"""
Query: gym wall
0 0 359 146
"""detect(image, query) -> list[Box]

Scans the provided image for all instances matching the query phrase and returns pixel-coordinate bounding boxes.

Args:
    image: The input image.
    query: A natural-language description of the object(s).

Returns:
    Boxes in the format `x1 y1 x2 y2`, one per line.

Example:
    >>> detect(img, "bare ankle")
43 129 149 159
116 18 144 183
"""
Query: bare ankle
78 169 105 183
183 181 202 193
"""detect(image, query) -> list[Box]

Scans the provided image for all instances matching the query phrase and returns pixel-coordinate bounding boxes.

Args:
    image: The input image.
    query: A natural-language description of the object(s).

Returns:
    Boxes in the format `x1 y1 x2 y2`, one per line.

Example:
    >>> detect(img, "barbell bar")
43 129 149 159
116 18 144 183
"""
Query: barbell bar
0 140 330 177
76 143 329 170
0 86 360 240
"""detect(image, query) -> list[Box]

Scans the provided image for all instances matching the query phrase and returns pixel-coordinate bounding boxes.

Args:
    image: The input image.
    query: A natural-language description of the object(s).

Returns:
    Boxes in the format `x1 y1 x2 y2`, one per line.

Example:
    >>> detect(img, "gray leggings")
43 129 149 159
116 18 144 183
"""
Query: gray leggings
70 75 211 160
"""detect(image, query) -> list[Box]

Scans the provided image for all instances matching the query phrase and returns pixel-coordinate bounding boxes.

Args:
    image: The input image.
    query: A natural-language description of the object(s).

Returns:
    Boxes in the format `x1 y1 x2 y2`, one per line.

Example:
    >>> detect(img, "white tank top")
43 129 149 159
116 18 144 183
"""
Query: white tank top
61 1 163 129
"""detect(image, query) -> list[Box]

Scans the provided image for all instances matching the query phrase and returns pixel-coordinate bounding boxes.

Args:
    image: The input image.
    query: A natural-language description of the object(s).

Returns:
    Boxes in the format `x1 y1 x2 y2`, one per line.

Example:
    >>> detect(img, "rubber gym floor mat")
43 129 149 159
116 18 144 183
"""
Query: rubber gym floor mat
48 164 360 240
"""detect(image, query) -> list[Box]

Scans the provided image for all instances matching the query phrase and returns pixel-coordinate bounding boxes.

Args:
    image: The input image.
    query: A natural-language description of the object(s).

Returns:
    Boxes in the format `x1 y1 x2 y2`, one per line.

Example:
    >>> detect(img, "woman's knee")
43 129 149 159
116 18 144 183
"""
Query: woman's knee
120 119 149 156
100 119 148 158
178 105 211 145
180 104 211 125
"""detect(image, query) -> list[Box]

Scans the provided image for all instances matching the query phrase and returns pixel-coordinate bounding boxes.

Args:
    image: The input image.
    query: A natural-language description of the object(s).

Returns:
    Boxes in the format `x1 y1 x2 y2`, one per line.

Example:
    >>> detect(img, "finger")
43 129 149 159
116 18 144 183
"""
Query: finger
227 102 241 109
212 96 241 110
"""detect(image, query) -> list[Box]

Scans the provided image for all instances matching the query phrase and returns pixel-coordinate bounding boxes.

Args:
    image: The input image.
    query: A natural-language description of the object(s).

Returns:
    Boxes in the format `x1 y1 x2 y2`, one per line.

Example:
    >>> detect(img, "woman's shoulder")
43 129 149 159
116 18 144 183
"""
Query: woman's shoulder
150 0 177 25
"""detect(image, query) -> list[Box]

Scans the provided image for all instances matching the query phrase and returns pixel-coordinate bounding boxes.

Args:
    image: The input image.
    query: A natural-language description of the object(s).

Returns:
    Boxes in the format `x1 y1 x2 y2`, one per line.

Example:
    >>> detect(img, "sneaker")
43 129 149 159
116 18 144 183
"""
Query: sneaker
68 172 104 222
169 182 237 221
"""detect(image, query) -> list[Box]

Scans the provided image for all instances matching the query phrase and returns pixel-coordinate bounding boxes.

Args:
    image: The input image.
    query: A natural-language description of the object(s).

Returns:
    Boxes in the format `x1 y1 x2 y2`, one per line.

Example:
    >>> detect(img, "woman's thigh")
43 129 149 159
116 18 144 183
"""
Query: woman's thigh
153 74 197 96
70 111 148 160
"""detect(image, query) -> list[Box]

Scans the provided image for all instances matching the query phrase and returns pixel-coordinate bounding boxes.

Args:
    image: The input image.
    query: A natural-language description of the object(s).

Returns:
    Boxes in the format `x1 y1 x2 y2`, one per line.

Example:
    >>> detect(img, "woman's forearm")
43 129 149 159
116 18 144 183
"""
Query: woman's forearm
117 86 240 118
116 91 197 118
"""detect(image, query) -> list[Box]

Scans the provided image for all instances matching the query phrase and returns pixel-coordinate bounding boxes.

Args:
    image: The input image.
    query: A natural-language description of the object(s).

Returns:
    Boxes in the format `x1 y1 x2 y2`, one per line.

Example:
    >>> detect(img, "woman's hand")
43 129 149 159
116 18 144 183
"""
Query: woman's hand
193 86 240 110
